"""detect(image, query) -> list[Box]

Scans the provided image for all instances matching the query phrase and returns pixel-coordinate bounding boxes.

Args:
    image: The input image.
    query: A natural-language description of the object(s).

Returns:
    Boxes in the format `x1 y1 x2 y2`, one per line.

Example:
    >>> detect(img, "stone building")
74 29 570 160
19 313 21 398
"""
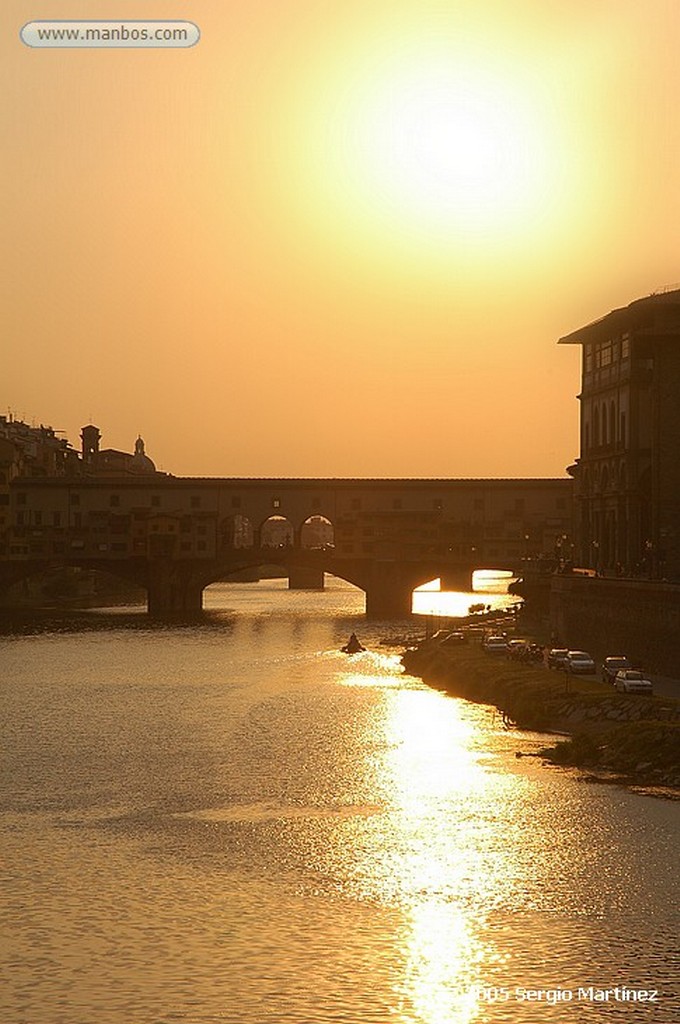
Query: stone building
560 287 680 578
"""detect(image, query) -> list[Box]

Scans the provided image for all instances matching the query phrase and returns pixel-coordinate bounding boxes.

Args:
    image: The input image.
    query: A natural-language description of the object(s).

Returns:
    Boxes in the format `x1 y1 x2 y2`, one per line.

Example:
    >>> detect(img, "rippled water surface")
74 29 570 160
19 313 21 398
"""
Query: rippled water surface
1 580 678 1023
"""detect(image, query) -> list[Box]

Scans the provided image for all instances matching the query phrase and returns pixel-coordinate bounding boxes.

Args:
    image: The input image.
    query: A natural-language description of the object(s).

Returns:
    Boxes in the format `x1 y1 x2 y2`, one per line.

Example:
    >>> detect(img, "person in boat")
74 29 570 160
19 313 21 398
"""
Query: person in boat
342 632 365 653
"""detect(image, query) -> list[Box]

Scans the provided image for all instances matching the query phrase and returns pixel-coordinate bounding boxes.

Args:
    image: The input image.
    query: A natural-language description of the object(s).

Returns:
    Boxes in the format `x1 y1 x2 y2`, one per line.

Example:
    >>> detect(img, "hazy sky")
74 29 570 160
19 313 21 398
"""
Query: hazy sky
3 1 680 477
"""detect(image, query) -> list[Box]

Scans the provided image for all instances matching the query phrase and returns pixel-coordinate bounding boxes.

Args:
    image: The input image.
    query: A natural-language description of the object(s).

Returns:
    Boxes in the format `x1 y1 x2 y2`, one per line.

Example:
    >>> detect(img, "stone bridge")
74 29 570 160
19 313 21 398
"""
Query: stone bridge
1 476 572 617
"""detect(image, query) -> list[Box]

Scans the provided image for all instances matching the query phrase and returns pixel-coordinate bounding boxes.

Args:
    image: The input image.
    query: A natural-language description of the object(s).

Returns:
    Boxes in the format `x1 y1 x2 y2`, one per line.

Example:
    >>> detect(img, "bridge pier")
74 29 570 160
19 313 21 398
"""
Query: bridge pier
439 568 473 592
147 563 204 615
364 562 418 620
288 566 325 590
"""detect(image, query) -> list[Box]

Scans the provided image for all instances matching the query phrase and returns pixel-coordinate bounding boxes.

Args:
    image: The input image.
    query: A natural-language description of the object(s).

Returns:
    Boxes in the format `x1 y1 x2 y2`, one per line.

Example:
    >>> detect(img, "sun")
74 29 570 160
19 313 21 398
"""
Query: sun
352 65 550 234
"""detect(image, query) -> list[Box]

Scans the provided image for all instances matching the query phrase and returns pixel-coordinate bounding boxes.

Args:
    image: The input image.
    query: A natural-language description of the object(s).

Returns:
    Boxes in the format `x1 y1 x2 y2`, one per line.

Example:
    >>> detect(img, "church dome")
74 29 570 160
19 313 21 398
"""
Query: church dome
130 436 156 474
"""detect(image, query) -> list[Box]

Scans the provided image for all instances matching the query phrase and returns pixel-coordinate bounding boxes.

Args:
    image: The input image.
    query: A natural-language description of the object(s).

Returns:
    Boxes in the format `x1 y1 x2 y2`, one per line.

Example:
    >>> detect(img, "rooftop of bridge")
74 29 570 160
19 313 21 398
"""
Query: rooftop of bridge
15 476 572 488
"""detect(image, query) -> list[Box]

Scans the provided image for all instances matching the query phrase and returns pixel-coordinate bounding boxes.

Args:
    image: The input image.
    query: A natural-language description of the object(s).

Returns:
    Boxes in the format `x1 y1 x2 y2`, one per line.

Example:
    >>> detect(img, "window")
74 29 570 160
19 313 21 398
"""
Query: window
272 497 281 509
620 411 627 448
110 494 120 507
52 511 61 526
16 510 25 525
34 511 42 526
69 492 80 505
621 335 630 359
17 492 27 505
600 344 612 367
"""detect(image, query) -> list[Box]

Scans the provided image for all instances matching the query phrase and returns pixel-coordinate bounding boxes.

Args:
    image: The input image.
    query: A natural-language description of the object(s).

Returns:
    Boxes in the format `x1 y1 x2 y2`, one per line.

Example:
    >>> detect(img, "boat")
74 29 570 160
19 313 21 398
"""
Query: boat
341 633 365 654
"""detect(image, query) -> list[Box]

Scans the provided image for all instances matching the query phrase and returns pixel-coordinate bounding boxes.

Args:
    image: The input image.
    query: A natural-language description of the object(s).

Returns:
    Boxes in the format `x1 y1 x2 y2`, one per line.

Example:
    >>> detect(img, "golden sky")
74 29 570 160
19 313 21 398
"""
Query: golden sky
3 0 680 477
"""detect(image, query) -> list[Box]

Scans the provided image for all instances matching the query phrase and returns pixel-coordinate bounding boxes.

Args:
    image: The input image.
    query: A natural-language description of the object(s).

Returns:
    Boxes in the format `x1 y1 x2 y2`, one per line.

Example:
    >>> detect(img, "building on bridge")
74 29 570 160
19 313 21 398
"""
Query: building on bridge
560 287 680 578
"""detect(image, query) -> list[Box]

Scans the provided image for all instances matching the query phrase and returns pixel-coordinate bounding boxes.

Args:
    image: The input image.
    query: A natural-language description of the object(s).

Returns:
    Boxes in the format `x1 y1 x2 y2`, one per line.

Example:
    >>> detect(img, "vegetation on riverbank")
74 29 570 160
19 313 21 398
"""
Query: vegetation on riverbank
402 639 680 792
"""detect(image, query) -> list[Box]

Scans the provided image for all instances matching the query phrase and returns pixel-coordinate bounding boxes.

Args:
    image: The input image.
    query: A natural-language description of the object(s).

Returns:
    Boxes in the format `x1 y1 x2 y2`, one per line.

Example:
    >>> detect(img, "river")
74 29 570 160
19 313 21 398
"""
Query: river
1 579 678 1024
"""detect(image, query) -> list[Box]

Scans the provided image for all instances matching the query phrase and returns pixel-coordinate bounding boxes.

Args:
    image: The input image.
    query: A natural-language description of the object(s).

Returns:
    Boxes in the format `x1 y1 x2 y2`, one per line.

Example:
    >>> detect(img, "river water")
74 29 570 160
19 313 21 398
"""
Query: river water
1 579 678 1024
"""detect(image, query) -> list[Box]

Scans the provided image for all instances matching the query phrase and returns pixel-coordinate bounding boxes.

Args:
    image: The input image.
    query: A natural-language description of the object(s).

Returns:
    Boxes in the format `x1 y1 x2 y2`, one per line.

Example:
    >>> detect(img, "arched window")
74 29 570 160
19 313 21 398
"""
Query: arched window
260 515 294 548
300 515 334 549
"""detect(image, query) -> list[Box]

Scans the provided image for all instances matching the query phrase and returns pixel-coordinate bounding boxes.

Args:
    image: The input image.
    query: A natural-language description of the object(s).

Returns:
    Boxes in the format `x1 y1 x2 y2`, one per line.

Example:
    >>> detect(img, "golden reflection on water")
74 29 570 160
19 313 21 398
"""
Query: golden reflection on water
400 902 482 1024
385 691 491 1023
339 655 519 1023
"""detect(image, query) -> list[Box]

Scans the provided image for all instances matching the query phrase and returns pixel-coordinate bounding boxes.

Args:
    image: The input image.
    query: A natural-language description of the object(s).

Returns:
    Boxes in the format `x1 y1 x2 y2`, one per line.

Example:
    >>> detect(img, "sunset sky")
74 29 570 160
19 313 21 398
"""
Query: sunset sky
3 0 680 478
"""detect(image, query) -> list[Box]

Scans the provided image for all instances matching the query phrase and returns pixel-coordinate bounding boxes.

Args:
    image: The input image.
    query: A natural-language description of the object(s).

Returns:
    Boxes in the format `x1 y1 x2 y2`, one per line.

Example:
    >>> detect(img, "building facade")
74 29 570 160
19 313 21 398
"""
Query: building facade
560 288 680 578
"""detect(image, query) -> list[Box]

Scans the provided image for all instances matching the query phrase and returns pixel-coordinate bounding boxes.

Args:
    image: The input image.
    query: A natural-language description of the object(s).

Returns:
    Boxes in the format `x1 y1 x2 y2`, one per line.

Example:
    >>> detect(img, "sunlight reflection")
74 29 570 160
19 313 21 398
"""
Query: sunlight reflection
398 902 482 1024
412 572 520 618
339 651 415 688
381 691 514 1023
386 689 486 801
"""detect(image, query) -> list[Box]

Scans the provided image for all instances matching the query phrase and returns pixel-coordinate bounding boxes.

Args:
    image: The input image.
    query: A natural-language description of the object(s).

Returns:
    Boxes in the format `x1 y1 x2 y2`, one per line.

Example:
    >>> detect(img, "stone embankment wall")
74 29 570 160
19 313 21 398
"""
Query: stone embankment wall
549 576 680 675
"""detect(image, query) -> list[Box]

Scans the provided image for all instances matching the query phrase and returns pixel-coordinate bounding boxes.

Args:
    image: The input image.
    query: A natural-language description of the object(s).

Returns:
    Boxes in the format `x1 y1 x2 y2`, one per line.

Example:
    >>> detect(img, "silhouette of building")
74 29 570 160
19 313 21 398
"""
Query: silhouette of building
560 287 680 578
79 424 160 477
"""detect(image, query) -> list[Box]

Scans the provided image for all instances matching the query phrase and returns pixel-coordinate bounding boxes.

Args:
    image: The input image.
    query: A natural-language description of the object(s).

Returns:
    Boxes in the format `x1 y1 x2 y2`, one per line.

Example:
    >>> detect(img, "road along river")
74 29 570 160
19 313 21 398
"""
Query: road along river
1 578 678 1023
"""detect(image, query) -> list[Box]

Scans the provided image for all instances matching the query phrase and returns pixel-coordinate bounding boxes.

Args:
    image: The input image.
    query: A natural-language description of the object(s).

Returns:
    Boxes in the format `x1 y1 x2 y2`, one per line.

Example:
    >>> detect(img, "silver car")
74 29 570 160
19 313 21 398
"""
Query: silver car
565 650 596 674
614 670 654 695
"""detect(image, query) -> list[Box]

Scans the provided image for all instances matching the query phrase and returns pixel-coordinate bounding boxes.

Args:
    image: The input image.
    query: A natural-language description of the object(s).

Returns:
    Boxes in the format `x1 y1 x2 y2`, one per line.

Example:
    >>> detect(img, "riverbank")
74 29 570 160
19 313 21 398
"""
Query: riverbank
402 638 680 797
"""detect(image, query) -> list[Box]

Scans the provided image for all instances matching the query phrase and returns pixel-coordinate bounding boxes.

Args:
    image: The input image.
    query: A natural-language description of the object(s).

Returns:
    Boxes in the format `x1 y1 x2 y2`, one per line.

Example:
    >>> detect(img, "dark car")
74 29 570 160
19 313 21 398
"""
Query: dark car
547 648 569 669
601 656 631 684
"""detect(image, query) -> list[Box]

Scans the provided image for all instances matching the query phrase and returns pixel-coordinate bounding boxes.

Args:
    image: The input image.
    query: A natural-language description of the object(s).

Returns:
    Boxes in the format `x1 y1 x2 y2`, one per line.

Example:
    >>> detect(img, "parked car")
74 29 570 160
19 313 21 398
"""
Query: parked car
614 669 654 695
440 631 467 646
483 636 509 654
564 650 596 674
547 648 569 669
601 655 631 684
506 639 527 659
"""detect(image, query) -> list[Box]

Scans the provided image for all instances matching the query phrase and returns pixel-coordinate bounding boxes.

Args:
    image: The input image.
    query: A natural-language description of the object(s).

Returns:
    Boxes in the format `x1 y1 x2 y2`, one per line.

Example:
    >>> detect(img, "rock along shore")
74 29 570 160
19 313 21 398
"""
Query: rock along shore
402 637 680 798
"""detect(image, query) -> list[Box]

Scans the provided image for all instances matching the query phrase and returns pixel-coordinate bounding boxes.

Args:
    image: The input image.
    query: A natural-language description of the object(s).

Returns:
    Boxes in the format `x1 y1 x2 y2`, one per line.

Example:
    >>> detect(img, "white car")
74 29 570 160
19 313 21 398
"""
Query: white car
614 670 654 695
483 636 508 654
565 650 596 674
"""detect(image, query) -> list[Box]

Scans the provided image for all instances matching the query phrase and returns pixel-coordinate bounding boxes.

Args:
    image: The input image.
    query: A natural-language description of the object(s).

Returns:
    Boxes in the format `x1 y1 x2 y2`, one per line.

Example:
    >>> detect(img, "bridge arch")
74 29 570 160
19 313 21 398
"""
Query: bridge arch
259 514 294 549
299 515 334 549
